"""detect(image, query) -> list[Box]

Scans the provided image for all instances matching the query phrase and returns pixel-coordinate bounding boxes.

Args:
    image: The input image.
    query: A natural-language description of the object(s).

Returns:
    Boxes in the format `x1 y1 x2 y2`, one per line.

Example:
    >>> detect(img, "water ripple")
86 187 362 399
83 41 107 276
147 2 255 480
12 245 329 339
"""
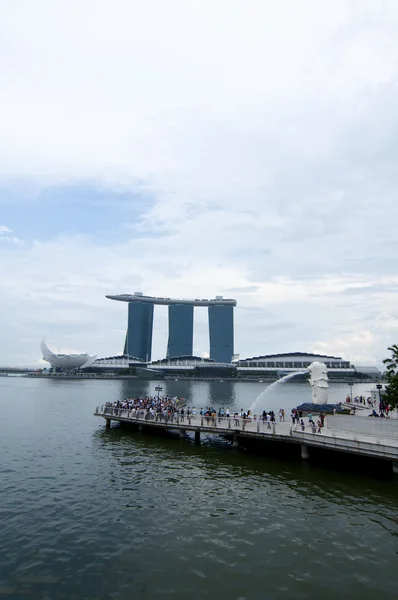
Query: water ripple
1 378 398 599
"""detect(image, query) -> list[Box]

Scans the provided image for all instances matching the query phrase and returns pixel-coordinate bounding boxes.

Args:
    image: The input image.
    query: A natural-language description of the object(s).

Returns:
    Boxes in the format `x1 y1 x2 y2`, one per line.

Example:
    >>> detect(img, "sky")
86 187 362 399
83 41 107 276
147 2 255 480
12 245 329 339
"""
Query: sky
1 0 398 367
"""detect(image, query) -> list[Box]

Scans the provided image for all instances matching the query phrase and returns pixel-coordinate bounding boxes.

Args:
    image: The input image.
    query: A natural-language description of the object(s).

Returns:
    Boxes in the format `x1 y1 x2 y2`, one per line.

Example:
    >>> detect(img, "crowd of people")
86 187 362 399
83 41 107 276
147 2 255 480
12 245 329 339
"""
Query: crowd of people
197 407 282 427
345 395 376 407
105 395 185 422
197 406 325 433
291 408 325 432
345 394 393 417
105 400 328 433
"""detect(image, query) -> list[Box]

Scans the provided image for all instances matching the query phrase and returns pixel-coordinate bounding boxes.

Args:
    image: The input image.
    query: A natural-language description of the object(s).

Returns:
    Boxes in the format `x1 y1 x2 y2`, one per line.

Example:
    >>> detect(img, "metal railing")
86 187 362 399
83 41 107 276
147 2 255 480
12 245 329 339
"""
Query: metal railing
95 406 301 434
94 407 398 458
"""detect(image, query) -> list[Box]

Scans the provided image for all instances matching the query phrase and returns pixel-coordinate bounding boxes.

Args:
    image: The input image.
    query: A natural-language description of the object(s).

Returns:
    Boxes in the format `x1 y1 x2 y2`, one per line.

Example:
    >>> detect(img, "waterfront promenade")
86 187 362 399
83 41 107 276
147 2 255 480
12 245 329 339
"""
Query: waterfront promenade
94 405 398 474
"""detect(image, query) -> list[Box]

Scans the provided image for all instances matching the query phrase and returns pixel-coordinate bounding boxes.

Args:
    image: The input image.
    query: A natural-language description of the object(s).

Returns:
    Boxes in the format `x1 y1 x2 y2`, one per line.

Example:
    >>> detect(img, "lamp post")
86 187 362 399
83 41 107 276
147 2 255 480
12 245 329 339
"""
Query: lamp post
376 383 383 412
155 385 163 400
348 381 353 403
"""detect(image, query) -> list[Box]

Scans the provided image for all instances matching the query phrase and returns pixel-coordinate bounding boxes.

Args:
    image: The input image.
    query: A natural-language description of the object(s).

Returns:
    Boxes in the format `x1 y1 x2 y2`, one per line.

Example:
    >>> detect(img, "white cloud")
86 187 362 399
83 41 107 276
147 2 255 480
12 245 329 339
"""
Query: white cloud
0 236 23 244
1 0 398 365
312 333 379 366
0 225 23 243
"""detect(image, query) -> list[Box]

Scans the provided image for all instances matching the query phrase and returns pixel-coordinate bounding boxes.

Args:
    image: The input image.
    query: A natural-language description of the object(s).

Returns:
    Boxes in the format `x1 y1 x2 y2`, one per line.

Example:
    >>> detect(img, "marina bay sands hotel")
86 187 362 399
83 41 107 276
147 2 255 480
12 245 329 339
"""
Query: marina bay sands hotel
106 292 237 364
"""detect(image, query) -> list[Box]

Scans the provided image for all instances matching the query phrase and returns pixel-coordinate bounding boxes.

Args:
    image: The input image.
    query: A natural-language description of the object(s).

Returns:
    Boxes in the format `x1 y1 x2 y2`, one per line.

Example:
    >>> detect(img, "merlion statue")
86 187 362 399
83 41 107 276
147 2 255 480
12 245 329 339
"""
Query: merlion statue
308 362 329 405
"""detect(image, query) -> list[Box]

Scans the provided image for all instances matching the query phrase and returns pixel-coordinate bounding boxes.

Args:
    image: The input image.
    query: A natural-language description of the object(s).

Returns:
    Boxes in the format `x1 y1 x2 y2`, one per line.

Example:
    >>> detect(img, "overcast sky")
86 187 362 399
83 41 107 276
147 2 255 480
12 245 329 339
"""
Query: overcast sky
1 0 398 367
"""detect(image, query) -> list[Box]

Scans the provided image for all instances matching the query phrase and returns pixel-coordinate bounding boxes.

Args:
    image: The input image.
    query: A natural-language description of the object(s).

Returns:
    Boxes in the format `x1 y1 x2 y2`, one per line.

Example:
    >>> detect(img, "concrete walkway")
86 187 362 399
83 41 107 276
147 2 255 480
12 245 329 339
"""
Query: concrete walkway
94 406 398 472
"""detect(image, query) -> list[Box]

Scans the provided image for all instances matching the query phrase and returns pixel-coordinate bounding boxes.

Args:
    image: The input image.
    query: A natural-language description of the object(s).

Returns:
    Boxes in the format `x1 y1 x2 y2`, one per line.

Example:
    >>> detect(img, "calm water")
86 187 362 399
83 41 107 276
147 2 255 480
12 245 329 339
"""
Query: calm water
1 377 397 600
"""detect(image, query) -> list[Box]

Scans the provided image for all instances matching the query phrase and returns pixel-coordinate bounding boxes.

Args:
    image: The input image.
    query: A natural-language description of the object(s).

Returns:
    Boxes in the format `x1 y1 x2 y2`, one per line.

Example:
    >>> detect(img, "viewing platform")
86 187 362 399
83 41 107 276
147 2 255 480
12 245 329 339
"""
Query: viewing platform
94 406 398 475
106 293 237 306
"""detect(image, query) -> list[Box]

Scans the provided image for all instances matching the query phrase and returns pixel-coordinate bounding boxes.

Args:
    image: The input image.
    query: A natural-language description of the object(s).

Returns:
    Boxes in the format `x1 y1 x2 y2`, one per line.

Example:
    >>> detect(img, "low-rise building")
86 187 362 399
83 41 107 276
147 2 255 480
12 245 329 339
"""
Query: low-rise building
236 352 379 380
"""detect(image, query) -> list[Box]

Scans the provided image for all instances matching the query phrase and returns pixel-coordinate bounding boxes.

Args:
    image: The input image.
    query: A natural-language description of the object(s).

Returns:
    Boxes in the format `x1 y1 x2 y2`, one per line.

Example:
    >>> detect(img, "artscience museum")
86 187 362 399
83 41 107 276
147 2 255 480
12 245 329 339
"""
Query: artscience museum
41 339 97 370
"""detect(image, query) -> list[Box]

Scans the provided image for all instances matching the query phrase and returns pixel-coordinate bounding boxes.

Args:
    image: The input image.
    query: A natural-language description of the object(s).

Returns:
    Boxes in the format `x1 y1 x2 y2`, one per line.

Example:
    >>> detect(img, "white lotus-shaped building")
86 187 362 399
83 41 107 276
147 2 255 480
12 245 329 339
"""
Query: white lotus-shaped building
41 339 97 370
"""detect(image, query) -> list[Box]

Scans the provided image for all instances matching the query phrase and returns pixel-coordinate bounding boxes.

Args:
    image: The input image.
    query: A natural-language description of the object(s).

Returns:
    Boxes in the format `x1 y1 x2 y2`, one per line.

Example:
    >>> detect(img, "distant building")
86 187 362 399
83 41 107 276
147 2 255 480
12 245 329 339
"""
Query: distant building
88 354 144 370
208 304 234 364
167 304 194 358
147 356 237 379
107 292 237 364
134 352 377 381
41 339 96 370
238 352 350 370
123 301 154 361
236 352 378 380
353 365 382 378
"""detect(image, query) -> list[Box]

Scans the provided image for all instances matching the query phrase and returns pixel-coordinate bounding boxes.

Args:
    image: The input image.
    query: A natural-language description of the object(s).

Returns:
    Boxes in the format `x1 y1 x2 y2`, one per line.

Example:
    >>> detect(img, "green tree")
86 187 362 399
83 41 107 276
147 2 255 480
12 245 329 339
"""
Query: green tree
382 344 398 409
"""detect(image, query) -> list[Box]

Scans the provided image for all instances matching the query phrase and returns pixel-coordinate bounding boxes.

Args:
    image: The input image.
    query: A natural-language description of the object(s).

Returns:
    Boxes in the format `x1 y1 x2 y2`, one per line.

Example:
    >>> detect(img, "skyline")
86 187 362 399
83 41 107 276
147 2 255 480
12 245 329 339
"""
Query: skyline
116 293 235 363
1 1 398 367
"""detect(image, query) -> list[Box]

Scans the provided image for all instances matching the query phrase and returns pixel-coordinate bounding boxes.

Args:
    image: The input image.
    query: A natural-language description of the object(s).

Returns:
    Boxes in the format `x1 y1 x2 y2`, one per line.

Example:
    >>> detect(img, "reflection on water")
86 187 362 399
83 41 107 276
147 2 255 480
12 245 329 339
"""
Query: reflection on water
1 377 397 600
207 380 236 408
94 424 398 506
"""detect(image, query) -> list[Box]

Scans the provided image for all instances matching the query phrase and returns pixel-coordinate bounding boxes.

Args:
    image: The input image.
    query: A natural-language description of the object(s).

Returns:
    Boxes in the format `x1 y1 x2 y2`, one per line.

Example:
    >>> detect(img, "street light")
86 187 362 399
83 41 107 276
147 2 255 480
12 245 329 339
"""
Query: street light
376 383 383 411
155 386 163 400
348 381 354 403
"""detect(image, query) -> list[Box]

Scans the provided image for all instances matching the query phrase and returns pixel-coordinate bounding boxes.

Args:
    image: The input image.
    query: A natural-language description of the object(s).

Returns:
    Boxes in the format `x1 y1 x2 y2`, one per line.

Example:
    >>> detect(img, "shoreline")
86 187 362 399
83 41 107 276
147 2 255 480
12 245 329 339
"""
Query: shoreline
10 373 383 384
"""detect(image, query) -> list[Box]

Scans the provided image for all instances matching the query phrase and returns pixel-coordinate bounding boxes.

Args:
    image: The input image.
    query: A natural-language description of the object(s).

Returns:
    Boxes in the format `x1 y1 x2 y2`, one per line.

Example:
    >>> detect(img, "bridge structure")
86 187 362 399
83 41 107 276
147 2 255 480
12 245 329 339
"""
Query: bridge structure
94 406 398 476
106 292 237 363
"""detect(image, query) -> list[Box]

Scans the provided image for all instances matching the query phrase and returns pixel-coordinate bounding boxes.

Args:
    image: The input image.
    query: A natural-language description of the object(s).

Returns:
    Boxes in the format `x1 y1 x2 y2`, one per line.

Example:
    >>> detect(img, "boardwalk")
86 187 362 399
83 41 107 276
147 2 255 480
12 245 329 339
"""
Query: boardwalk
94 405 398 474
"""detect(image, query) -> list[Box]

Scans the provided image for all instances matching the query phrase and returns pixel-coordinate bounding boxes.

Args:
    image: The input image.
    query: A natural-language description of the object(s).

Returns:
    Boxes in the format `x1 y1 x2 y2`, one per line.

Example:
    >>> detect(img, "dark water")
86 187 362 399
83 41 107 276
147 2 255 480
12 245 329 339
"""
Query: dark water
1 377 397 600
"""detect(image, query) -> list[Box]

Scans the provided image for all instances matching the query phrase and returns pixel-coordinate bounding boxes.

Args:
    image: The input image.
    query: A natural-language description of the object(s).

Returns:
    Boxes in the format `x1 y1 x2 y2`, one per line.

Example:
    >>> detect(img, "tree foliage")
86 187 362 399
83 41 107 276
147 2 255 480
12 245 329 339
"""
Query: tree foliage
382 344 398 410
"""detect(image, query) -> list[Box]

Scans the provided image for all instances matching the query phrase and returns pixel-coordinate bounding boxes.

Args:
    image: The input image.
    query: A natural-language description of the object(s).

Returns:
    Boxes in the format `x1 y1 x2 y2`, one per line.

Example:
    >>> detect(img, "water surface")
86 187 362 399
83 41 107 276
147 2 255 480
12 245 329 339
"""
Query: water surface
1 377 397 599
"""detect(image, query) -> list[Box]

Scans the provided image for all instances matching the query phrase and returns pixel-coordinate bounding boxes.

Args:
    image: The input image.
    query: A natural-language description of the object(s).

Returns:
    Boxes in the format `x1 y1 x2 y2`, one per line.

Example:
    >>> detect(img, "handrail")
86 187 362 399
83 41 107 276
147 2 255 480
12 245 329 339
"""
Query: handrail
94 406 398 453
96 406 294 432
